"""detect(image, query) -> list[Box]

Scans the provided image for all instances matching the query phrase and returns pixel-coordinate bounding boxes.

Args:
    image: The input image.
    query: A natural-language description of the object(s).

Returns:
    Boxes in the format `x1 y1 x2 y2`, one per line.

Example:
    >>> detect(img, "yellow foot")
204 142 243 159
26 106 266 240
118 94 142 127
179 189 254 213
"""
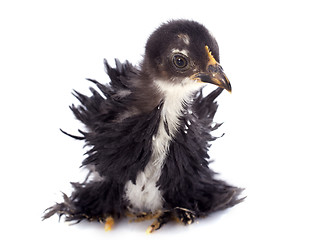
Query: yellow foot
146 219 161 234
104 216 114 232
126 211 162 223
126 210 166 233
173 207 196 225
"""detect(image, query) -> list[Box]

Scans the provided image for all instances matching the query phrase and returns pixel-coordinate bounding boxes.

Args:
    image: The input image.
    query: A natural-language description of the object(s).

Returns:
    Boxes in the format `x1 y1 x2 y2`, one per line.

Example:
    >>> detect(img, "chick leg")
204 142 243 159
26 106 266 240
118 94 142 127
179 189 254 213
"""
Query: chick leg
104 216 114 231
146 212 172 234
173 207 196 225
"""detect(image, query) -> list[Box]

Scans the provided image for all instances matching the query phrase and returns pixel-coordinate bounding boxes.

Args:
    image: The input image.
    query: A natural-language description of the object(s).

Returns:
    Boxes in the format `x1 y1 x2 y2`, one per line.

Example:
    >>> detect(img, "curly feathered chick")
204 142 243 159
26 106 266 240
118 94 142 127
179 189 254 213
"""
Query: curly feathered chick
43 20 244 233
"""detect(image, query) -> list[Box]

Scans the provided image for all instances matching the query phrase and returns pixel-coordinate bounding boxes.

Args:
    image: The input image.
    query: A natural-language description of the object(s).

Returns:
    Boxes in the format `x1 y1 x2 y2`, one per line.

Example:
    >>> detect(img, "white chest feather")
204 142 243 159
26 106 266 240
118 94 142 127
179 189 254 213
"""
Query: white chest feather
124 79 202 213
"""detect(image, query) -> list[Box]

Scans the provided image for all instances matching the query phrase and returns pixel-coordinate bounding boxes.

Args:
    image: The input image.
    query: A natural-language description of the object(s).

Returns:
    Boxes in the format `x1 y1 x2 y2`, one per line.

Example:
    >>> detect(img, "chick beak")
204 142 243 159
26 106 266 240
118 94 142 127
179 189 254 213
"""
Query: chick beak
191 45 232 93
193 64 232 93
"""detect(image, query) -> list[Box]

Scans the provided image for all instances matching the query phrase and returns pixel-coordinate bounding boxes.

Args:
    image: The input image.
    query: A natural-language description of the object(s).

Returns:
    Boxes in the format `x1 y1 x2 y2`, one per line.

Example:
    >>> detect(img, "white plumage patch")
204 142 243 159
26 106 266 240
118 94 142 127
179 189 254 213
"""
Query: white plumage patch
124 78 203 213
171 48 189 56
178 34 190 45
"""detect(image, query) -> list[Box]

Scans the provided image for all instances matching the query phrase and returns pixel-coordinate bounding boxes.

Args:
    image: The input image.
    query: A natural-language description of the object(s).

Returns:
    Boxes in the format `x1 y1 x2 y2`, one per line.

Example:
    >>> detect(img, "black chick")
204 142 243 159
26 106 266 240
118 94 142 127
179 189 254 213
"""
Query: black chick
43 19 243 233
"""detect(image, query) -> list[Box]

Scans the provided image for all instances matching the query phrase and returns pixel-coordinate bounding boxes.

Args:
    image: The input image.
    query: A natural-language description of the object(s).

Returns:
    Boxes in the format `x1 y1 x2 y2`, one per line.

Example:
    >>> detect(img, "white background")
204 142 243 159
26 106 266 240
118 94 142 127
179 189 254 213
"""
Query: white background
1 0 322 239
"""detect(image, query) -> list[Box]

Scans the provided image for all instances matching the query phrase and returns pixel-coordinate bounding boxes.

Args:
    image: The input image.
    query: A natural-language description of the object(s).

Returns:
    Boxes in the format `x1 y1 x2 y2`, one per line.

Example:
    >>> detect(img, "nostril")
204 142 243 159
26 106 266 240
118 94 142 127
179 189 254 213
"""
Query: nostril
208 64 219 73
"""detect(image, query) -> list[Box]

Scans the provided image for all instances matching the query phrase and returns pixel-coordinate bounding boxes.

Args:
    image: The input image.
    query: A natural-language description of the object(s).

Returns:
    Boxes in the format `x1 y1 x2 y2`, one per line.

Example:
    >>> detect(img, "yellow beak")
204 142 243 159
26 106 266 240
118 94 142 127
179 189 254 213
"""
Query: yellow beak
191 45 232 93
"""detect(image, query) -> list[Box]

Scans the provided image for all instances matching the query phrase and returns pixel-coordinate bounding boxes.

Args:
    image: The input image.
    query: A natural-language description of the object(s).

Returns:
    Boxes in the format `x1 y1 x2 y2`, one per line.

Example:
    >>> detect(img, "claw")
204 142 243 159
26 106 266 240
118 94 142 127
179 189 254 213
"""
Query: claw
174 207 196 225
146 219 161 234
104 216 114 232
146 226 154 234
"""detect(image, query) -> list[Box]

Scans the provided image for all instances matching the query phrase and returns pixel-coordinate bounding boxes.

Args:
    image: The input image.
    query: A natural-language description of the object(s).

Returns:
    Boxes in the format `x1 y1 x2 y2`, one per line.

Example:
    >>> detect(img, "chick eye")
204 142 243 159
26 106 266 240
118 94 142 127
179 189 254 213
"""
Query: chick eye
172 54 189 69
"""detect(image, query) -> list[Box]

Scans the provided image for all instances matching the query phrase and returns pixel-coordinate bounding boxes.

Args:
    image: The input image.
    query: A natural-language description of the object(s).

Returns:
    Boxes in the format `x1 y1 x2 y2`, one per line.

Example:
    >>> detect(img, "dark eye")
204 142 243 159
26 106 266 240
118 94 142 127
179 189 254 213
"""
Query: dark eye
173 54 188 69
